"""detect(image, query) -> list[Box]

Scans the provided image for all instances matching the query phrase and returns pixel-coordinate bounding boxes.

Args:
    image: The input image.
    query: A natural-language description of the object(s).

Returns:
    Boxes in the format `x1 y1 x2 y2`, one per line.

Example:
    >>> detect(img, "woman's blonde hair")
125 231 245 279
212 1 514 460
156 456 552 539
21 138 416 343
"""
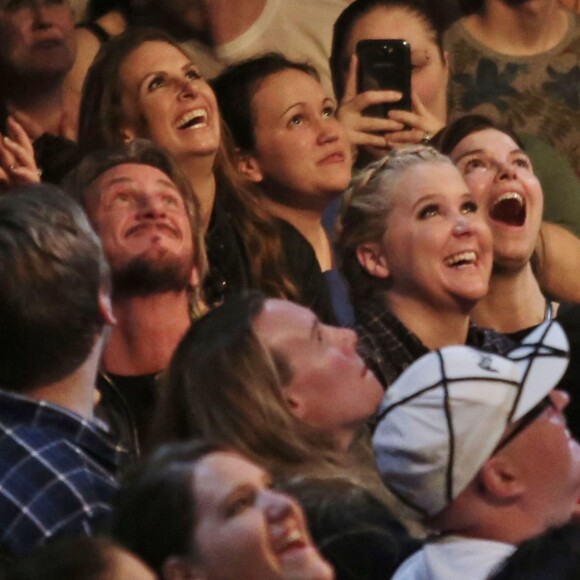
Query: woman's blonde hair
336 145 453 301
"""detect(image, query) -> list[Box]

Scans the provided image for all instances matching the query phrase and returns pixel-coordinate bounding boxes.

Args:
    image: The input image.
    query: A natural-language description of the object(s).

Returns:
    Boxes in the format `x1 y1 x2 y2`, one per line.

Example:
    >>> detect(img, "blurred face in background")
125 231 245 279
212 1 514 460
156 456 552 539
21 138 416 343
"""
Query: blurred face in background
0 0 76 81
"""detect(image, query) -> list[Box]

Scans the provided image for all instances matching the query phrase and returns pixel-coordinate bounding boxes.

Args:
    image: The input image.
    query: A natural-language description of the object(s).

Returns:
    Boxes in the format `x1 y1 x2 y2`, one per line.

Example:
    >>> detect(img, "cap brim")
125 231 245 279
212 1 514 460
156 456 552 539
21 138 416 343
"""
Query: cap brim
506 320 569 422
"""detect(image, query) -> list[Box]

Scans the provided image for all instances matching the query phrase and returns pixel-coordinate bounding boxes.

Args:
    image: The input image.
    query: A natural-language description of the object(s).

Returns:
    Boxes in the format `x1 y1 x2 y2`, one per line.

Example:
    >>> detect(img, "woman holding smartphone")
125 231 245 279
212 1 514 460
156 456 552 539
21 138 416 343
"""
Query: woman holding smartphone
330 0 580 305
330 0 447 153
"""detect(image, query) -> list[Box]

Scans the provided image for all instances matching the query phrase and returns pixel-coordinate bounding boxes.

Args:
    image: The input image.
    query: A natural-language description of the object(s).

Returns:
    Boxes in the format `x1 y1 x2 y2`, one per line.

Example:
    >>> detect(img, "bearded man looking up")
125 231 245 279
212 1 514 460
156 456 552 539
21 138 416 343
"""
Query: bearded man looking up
64 139 207 456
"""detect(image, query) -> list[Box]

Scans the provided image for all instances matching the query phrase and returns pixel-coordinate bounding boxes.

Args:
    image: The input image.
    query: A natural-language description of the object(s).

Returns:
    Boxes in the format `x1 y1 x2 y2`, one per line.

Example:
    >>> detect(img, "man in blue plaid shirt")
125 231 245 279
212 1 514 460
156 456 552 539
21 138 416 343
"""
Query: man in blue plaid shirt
0 186 126 560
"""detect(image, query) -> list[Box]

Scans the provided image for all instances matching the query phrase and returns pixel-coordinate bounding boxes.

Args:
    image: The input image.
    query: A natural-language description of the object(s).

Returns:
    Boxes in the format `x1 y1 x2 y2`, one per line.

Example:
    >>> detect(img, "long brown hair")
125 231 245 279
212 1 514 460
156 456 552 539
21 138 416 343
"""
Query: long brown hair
150 292 342 477
79 27 301 302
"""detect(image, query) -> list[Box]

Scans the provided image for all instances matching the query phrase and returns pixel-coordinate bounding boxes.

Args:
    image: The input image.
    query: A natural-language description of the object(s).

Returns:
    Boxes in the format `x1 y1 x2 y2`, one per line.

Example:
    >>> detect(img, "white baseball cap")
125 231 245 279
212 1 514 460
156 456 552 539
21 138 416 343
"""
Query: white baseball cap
373 320 570 519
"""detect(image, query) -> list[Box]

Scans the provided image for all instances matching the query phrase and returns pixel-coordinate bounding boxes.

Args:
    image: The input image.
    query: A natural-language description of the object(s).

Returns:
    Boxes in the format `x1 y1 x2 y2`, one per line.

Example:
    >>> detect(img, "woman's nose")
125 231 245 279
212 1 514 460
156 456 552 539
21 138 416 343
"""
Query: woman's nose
316 117 341 145
452 214 473 236
496 161 518 181
176 77 197 99
262 490 295 522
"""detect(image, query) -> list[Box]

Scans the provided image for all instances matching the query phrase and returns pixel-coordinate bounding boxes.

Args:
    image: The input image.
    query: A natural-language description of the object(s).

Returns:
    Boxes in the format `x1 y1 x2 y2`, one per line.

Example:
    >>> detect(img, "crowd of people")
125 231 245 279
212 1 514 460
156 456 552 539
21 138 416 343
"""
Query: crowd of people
0 0 579 578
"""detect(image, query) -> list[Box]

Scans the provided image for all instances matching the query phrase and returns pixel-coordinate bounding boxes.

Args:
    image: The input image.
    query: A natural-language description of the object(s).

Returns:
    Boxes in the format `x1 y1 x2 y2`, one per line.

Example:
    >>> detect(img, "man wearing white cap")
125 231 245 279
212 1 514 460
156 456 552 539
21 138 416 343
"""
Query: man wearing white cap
373 320 580 580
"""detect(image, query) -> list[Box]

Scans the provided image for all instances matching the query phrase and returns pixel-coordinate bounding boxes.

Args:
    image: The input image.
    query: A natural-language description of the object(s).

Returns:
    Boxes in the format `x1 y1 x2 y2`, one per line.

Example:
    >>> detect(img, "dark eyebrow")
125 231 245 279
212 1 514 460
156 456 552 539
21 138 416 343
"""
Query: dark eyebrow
453 148 485 164
154 178 180 192
454 147 526 164
280 102 305 119
412 193 438 212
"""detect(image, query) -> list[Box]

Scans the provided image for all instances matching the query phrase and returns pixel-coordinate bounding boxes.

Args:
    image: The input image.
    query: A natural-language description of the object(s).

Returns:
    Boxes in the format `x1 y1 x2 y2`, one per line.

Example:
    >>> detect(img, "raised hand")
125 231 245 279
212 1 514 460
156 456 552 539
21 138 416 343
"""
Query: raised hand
0 116 42 191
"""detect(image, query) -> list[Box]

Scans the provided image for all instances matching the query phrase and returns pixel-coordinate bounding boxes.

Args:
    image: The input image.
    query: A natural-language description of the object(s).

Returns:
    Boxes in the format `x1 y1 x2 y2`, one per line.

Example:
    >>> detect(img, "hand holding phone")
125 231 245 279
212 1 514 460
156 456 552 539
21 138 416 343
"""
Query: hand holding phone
356 39 412 119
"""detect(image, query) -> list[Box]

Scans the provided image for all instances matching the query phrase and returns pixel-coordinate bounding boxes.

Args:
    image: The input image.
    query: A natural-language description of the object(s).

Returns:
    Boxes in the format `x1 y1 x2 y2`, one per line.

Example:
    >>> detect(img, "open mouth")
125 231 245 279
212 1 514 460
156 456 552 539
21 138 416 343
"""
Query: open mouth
278 529 306 553
176 109 208 130
489 192 526 226
444 251 477 268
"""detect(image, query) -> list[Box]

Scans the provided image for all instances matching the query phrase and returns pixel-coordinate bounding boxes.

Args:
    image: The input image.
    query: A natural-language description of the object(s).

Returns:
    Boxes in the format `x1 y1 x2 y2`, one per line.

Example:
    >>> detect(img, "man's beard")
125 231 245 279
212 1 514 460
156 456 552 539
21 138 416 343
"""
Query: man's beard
111 254 194 300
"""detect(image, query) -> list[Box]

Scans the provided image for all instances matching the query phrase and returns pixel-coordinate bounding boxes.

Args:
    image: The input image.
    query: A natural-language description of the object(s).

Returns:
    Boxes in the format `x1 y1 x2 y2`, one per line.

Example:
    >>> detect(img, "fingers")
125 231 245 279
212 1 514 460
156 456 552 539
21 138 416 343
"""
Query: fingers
349 130 390 149
338 92 406 130
6 116 34 156
356 114 404 133
0 117 42 187
7 108 43 140
357 90 405 113
0 139 14 178
3 119 35 167
6 164 42 185
385 128 429 147
387 89 446 138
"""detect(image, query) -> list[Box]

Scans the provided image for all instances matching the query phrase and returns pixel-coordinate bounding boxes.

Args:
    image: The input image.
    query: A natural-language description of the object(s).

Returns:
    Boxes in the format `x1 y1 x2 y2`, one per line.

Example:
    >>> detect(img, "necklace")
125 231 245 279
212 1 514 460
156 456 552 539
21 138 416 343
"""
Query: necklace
544 299 554 322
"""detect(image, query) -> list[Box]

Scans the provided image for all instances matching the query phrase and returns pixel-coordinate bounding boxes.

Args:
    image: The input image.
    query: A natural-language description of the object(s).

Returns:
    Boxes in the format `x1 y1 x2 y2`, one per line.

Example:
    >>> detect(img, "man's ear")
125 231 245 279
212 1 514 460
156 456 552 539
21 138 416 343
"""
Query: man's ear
98 289 117 326
478 456 526 500
236 150 264 183
283 386 306 419
162 557 204 580
356 242 390 279
190 265 200 289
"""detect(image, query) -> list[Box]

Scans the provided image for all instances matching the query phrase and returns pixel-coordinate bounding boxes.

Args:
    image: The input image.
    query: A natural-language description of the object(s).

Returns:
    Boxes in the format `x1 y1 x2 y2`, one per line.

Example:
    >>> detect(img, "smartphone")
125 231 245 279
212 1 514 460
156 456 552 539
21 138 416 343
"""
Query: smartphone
356 39 412 118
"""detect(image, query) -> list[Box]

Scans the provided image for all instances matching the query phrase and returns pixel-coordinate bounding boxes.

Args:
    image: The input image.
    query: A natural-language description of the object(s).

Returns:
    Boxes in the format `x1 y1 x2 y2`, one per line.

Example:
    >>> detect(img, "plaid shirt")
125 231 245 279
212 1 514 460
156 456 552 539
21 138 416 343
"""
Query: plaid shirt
0 390 127 558
355 299 514 389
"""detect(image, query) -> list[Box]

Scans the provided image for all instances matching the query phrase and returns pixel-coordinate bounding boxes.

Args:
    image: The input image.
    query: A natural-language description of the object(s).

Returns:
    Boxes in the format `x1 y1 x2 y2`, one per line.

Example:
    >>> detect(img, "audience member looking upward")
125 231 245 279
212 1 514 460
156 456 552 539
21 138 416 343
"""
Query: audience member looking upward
2 538 155 580
0 0 77 139
0 186 123 558
329 0 580 306
445 0 580 175
330 0 448 156
64 139 207 456
213 54 353 322
213 54 351 272
435 115 554 337
374 321 579 580
337 145 511 388
329 0 580 242
111 440 335 580
79 28 334 320
152 291 383 477
436 115 580 441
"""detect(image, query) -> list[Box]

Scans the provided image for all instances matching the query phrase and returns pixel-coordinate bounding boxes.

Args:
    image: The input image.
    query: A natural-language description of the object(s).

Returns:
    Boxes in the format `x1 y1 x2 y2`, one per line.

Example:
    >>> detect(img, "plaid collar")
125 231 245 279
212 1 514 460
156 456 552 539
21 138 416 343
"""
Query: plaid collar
0 390 129 470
